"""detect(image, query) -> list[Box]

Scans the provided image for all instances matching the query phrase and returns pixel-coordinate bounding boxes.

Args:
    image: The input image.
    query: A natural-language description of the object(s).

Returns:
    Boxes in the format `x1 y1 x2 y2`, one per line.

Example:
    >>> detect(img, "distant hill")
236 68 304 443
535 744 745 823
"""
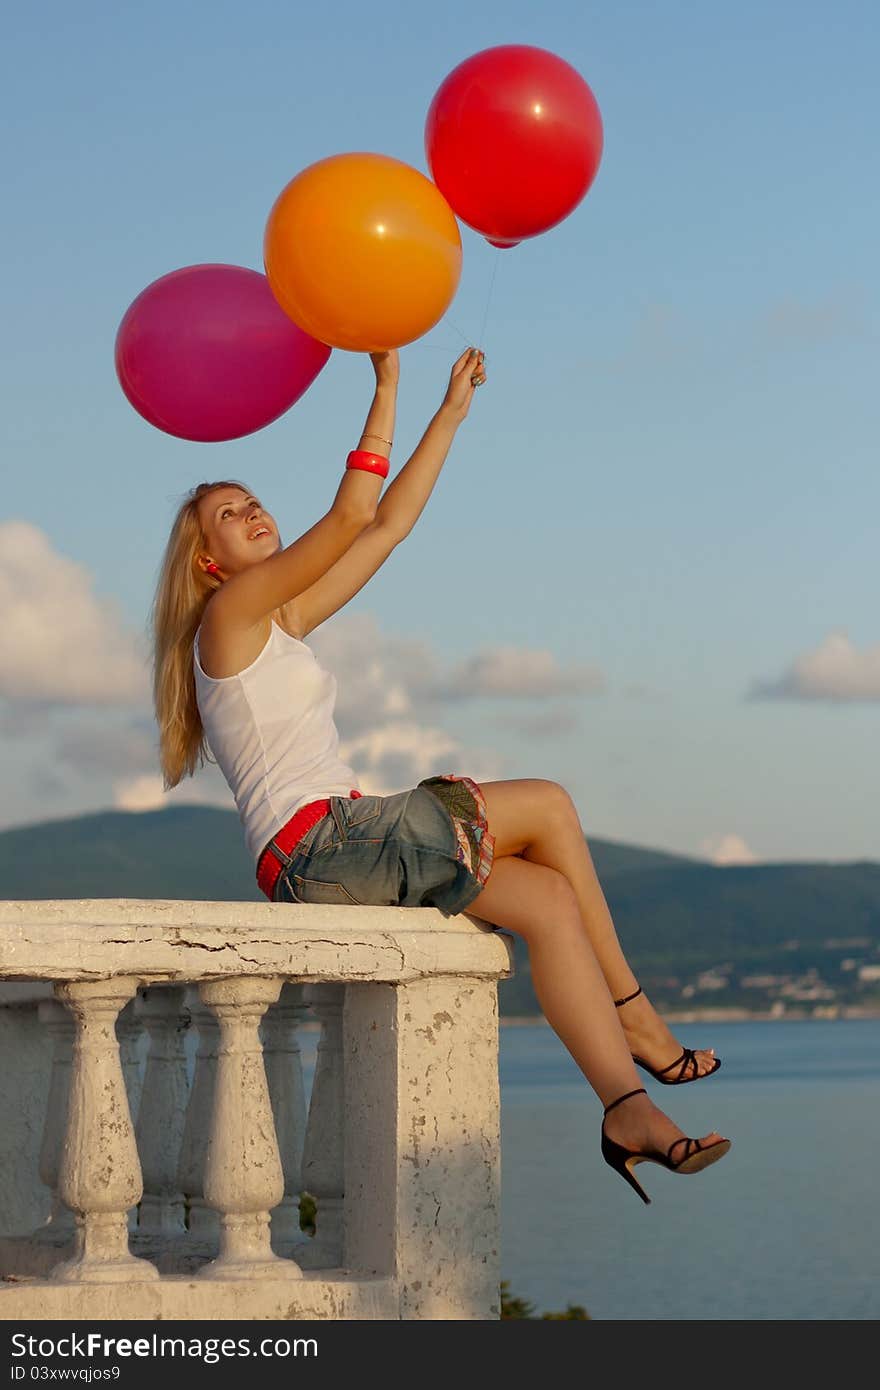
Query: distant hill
0 806 259 903
497 858 880 1016
2 806 878 1015
0 805 697 903
584 839 700 878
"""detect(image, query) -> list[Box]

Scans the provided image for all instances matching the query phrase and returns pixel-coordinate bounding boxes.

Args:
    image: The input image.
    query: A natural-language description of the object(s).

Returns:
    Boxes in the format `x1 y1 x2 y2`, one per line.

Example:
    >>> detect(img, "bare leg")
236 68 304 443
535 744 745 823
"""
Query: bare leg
468 853 727 1159
474 778 717 1080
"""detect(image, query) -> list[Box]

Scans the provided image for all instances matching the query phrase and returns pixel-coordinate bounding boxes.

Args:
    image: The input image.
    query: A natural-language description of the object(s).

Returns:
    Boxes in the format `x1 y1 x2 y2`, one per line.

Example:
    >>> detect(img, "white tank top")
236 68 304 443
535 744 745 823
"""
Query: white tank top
193 619 359 864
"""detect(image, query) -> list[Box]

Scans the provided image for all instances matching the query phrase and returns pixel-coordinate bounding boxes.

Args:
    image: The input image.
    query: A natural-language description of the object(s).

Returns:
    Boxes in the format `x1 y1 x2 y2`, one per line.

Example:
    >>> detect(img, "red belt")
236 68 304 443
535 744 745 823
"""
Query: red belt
257 790 362 901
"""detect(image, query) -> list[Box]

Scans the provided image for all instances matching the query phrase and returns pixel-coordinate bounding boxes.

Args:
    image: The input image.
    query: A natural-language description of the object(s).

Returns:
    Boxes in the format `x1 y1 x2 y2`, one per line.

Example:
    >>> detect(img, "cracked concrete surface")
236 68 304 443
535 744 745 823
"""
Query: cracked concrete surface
0 902 513 1320
0 900 513 985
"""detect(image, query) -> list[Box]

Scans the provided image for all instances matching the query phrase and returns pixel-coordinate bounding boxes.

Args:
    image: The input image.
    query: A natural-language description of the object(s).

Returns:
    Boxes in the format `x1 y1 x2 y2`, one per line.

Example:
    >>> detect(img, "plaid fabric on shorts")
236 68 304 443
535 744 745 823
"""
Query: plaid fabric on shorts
417 774 495 893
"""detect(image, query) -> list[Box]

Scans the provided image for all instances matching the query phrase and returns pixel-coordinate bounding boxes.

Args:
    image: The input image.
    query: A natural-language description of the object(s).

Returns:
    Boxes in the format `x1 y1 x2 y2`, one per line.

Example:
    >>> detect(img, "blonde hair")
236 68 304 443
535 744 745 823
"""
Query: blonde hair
150 479 251 789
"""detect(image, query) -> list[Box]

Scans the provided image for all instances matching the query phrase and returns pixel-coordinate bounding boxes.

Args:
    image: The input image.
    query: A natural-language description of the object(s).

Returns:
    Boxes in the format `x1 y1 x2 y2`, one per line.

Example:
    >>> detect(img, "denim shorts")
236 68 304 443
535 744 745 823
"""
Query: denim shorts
271 775 496 918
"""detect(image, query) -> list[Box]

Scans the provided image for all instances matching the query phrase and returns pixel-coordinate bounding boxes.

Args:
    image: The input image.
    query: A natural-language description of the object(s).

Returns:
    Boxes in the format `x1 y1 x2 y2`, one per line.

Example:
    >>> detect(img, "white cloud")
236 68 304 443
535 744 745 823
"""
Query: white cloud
310 611 604 714
438 646 605 700
114 775 168 813
0 602 594 830
338 721 503 797
115 722 503 815
0 523 148 705
114 764 235 814
750 631 880 702
309 614 437 736
701 833 757 866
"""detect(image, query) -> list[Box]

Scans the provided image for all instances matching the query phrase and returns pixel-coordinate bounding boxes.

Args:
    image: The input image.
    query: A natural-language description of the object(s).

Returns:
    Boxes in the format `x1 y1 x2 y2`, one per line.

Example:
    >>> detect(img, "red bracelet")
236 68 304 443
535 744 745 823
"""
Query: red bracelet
346 449 389 479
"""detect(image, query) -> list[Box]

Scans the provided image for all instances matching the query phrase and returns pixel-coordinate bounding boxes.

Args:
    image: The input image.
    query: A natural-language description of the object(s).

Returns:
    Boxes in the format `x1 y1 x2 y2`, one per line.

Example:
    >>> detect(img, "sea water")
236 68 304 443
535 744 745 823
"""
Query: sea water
298 1017 880 1320
497 1018 880 1320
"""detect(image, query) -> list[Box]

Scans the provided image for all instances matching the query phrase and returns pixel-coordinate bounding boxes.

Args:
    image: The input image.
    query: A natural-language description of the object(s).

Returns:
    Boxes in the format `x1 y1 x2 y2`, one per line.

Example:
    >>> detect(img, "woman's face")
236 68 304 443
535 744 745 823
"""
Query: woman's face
196 486 281 580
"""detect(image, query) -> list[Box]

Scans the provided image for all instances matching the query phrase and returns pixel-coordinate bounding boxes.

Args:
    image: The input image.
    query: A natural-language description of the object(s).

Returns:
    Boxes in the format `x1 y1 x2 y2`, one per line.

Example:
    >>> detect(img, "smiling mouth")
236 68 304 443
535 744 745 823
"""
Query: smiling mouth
248 527 271 540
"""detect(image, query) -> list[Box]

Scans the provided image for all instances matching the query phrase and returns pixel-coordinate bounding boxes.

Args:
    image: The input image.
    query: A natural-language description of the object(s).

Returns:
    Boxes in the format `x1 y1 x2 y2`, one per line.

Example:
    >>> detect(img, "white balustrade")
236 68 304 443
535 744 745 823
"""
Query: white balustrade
50 978 158 1284
133 984 190 1242
34 999 76 1246
296 984 345 1269
176 986 220 1245
117 996 145 1129
262 982 310 1258
197 977 301 1280
116 998 144 1236
0 898 512 1319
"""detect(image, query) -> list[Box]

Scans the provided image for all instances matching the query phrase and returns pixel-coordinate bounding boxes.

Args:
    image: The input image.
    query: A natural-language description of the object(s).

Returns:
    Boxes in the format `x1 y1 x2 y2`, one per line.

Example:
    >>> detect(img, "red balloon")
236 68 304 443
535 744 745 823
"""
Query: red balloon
114 264 331 442
425 45 604 249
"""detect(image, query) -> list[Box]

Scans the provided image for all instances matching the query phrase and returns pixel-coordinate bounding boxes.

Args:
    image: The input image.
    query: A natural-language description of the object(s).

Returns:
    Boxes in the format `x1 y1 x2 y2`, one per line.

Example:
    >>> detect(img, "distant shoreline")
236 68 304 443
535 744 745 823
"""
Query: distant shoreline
498 1008 880 1025
295 1008 880 1031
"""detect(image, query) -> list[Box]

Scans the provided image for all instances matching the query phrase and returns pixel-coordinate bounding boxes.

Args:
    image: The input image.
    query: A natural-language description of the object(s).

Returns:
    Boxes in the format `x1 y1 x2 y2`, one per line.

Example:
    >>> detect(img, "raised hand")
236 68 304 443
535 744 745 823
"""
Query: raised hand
442 347 487 422
369 348 400 389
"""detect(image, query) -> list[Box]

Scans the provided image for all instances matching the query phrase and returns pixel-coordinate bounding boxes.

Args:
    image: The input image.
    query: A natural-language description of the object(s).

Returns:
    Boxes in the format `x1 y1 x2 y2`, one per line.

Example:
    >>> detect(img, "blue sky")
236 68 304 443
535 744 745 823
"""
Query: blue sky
1 0 877 862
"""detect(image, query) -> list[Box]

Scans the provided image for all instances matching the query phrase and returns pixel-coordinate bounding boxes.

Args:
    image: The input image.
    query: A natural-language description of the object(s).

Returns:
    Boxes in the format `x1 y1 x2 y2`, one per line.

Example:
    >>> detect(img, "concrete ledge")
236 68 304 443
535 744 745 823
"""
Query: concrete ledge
0 1272 398 1320
0 900 514 984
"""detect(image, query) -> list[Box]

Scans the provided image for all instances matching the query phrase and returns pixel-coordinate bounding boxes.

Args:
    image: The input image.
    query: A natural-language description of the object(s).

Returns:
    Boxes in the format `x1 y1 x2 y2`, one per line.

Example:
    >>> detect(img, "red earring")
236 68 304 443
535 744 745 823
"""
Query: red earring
205 563 221 576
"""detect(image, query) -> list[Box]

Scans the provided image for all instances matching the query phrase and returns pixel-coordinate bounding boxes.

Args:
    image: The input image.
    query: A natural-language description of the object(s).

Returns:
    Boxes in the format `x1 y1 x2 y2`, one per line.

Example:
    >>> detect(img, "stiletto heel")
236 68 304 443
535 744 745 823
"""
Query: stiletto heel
601 1086 731 1205
614 985 721 1085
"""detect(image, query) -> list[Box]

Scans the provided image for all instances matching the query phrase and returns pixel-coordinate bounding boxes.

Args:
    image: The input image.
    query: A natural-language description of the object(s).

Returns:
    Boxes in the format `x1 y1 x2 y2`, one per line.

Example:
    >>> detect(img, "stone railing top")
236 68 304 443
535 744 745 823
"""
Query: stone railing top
0 898 514 985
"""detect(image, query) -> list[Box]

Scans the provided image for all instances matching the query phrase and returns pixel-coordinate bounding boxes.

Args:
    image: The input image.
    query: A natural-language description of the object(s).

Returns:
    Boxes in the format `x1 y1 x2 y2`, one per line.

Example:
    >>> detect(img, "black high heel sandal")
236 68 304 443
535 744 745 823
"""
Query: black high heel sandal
614 985 721 1084
601 1086 731 1205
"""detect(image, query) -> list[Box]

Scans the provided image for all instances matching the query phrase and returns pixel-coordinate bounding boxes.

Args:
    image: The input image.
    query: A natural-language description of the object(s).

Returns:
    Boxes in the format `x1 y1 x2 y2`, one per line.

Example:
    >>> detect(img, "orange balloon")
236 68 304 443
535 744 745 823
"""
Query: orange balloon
264 153 463 352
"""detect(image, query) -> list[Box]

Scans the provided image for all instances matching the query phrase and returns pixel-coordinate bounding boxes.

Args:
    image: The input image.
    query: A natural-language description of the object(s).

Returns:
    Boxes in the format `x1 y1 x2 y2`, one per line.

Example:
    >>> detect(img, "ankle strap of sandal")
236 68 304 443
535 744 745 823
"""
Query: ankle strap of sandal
613 985 643 1007
603 1086 647 1116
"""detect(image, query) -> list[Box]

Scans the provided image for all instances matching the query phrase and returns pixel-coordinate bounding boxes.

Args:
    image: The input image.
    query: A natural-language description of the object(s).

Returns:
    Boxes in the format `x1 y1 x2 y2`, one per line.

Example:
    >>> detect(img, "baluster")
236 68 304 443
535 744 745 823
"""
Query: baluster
134 985 189 1241
116 998 144 1235
33 1000 76 1245
262 983 310 1257
117 996 145 1123
196 977 301 1280
296 983 345 1270
50 978 158 1283
177 987 220 1245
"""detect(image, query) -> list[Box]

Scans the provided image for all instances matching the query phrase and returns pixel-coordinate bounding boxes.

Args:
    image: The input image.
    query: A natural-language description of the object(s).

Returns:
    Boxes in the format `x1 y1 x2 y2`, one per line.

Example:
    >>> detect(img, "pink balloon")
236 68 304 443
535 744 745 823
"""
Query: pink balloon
114 263 331 442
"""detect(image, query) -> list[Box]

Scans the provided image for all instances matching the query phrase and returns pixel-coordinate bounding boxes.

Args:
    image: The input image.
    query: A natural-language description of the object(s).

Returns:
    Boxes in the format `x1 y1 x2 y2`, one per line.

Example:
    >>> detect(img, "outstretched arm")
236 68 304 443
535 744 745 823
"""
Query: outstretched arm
208 354 399 630
288 347 486 638
356 347 398 460
373 346 484 540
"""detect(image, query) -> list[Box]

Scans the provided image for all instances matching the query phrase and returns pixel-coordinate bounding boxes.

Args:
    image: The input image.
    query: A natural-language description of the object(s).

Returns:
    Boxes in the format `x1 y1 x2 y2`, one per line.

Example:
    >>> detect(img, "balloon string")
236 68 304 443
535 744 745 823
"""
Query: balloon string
434 248 502 354
442 313 474 347
477 250 501 357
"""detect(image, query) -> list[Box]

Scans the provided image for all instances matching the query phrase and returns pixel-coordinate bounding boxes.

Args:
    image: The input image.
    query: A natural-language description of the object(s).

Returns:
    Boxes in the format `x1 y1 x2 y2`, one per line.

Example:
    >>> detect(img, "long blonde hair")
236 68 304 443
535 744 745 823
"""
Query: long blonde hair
150 479 251 788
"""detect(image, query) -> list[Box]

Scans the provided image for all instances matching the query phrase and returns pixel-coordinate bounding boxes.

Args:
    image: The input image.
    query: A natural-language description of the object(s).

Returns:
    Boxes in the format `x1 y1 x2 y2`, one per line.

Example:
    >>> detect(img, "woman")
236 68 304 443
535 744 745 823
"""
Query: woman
150 346 730 1203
